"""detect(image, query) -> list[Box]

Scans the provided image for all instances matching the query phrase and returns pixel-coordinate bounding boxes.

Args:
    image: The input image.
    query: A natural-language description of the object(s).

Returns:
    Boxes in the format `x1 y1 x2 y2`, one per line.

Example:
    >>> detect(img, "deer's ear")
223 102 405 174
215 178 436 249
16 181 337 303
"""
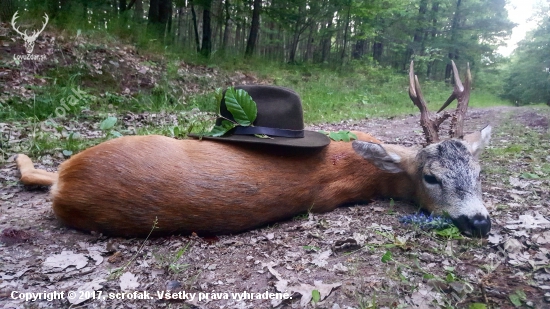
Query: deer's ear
463 125 492 159
352 141 404 173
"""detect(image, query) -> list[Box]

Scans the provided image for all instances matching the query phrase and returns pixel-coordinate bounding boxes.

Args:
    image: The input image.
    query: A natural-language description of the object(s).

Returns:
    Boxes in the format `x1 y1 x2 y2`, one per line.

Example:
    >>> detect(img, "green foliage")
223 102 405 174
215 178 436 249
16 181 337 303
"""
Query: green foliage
502 15 550 105
381 250 392 263
204 88 258 137
435 226 463 240
319 130 357 142
508 289 527 307
207 120 236 137
100 116 122 138
99 116 117 131
223 88 257 126
311 290 320 303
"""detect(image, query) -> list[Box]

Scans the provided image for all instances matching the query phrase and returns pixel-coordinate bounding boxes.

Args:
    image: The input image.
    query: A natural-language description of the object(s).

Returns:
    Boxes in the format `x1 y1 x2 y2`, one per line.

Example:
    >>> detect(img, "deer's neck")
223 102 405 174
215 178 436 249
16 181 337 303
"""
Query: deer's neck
313 142 417 211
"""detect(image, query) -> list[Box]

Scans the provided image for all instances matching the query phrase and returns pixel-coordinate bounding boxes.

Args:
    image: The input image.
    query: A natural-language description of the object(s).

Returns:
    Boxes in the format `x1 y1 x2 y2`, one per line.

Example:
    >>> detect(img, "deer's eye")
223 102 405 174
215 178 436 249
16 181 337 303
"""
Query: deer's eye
423 174 440 185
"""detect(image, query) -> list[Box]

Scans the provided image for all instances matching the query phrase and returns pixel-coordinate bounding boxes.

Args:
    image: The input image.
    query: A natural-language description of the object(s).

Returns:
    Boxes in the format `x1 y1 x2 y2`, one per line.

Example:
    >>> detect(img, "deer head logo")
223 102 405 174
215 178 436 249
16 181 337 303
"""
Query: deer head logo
11 11 49 54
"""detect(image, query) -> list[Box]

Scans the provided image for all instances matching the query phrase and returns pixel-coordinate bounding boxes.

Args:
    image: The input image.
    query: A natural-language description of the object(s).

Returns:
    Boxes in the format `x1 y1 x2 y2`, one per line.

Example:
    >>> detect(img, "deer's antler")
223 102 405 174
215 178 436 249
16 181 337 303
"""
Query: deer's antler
11 11 27 37
409 61 451 144
437 60 471 139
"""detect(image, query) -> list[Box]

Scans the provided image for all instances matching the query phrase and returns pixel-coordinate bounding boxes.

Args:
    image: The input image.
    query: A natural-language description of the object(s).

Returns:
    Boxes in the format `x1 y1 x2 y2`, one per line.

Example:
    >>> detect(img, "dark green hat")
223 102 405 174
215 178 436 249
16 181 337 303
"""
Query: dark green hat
189 85 330 148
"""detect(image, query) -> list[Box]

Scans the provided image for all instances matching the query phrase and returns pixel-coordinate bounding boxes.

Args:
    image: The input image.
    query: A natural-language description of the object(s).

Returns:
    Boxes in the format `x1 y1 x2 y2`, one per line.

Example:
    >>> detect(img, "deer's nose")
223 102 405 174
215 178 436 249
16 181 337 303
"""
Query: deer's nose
453 214 491 237
471 214 491 236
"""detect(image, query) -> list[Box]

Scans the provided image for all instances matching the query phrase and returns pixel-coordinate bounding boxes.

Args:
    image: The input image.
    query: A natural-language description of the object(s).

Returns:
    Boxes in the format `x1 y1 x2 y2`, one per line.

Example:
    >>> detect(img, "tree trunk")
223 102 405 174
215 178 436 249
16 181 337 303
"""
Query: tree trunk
0 0 17 23
161 0 172 34
221 0 231 53
288 27 300 63
119 0 127 12
191 3 201 52
201 1 212 57
134 0 143 22
148 0 171 37
340 1 351 63
352 39 366 60
148 0 161 35
445 0 462 82
426 1 439 79
304 24 314 62
406 0 428 69
245 0 261 57
321 19 333 63
373 41 383 63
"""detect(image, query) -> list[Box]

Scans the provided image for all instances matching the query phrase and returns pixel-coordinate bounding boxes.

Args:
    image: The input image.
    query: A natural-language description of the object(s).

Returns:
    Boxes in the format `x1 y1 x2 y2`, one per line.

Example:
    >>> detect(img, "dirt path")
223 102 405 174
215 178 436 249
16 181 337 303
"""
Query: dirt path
1 105 549 308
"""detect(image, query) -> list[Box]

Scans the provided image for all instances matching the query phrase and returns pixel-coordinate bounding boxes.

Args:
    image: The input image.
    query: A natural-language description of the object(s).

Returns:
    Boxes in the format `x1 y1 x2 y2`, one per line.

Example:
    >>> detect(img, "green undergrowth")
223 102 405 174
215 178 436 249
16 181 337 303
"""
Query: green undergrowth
2 60 508 123
1 24 512 160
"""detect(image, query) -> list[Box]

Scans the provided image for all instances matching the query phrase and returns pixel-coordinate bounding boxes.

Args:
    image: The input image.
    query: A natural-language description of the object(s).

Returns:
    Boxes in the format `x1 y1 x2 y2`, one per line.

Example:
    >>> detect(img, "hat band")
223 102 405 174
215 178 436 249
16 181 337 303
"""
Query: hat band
233 126 304 138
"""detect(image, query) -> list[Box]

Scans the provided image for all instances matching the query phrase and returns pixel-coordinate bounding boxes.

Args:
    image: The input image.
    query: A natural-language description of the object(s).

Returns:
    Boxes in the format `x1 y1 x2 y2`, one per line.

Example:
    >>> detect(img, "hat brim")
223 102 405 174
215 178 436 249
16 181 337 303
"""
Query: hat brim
188 130 330 148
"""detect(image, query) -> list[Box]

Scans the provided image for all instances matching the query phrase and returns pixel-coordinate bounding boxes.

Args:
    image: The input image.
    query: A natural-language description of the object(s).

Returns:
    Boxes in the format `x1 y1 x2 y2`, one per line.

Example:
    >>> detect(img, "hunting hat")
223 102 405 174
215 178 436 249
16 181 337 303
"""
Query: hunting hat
189 85 330 148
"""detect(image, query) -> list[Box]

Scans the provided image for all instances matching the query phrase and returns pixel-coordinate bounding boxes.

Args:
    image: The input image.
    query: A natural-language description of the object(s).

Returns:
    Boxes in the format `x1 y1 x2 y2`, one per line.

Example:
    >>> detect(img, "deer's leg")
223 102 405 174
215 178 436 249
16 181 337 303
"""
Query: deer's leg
16 154 58 186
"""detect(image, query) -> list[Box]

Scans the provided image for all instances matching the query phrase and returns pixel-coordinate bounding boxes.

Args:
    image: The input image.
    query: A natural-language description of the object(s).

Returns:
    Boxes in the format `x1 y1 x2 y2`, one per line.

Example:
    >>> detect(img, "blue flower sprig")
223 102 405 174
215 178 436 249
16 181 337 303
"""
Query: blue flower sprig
399 213 453 230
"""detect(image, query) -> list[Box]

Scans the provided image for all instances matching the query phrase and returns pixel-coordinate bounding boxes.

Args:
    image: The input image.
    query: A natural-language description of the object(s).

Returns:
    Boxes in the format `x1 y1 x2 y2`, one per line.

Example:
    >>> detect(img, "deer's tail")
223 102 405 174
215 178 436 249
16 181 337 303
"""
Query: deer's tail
16 154 58 186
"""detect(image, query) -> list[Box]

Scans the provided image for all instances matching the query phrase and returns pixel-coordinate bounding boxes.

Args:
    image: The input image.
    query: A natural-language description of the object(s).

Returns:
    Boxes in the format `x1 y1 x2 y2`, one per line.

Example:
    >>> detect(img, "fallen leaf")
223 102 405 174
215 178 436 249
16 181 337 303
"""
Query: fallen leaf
332 263 348 273
120 272 139 291
506 213 550 230
532 231 550 245
43 251 88 271
503 238 524 254
68 278 106 305
488 233 502 245
311 250 332 268
509 176 530 189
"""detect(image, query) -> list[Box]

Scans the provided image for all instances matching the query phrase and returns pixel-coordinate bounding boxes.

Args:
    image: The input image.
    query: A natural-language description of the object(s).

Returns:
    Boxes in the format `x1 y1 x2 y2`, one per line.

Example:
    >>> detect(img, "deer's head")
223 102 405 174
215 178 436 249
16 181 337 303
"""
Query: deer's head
353 61 492 237
11 11 49 54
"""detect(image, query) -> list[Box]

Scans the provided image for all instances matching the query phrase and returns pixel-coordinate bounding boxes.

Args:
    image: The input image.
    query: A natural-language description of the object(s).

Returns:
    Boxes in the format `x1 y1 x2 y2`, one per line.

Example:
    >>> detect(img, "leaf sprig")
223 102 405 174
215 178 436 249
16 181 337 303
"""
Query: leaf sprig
204 87 258 137
319 130 357 142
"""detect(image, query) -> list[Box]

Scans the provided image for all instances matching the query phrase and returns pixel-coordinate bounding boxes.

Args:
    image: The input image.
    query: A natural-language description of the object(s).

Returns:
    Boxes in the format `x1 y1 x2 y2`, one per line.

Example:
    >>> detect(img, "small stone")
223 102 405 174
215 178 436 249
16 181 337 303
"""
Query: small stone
166 280 181 290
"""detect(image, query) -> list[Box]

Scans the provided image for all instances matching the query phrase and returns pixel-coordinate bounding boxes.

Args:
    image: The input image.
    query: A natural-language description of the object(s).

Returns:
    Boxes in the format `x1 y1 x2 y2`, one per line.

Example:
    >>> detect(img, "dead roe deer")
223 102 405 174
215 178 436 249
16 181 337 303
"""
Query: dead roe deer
16 61 492 237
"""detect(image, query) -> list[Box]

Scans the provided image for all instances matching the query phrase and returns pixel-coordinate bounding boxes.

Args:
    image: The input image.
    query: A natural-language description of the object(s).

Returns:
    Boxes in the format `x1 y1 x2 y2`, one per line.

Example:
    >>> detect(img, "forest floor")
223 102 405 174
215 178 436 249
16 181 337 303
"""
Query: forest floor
1 105 549 309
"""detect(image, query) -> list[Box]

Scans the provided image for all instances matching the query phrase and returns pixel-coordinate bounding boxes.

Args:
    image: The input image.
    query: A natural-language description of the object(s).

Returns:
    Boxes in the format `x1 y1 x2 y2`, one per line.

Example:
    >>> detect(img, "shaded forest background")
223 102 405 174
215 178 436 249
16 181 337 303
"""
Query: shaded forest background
0 0 549 105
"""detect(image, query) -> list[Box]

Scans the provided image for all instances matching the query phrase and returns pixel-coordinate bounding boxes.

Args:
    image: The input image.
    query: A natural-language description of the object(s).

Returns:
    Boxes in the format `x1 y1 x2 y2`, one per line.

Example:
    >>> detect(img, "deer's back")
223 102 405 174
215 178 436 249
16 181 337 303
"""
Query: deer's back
50 134 381 236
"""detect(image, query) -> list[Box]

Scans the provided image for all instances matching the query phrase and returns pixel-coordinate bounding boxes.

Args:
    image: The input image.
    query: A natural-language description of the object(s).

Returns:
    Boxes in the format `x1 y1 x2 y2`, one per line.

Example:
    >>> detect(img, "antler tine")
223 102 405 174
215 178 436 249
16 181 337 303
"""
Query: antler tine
11 11 27 37
448 61 472 139
409 61 450 145
437 61 462 113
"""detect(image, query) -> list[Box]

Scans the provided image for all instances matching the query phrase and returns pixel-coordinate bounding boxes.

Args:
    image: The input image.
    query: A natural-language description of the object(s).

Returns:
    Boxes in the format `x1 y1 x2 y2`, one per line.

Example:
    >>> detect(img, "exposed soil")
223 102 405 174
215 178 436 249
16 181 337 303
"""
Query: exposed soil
1 106 549 309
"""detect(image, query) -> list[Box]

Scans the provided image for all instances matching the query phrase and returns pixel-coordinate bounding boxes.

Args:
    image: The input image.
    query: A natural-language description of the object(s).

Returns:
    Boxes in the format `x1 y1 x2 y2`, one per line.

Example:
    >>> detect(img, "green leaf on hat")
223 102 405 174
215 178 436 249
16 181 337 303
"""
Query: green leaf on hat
224 87 257 126
204 120 236 137
320 130 358 142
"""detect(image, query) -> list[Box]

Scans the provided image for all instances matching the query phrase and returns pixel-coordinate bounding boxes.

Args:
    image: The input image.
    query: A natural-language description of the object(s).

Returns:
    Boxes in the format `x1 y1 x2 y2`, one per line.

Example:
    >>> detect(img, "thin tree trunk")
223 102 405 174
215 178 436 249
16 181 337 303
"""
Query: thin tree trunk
288 28 300 63
134 0 143 22
321 19 333 63
191 3 201 52
445 0 462 82
119 0 127 12
340 1 351 63
221 0 231 53
201 1 212 57
245 0 261 57
304 24 314 62
427 1 439 78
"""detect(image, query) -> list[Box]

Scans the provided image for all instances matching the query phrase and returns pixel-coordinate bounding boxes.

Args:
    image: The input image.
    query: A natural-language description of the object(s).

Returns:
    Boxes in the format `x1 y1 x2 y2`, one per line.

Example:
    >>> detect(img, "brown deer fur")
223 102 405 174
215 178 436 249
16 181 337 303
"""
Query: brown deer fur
17 132 419 237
